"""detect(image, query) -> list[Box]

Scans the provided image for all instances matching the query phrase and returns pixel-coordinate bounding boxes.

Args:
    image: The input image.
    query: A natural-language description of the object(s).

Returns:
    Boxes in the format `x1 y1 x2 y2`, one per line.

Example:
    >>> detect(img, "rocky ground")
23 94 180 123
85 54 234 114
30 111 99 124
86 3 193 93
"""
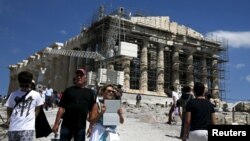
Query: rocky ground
1 93 248 141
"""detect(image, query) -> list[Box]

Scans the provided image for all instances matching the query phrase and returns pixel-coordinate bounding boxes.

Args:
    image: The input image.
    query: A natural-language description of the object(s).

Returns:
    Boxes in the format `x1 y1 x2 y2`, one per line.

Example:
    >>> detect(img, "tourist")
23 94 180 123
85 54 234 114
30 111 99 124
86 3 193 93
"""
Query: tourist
5 71 44 141
52 68 96 141
88 84 124 141
166 86 179 124
44 85 53 111
136 94 142 108
178 85 194 138
182 82 216 141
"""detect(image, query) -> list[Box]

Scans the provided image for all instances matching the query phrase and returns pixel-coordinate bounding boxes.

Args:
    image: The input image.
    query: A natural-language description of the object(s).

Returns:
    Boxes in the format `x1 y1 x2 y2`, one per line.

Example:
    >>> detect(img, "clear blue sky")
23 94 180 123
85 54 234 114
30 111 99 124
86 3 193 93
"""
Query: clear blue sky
1 0 250 103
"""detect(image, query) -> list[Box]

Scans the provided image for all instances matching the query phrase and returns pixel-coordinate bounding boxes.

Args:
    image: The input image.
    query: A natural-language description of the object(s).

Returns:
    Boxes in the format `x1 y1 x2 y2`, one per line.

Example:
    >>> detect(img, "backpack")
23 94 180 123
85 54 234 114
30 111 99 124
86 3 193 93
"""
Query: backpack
179 94 193 112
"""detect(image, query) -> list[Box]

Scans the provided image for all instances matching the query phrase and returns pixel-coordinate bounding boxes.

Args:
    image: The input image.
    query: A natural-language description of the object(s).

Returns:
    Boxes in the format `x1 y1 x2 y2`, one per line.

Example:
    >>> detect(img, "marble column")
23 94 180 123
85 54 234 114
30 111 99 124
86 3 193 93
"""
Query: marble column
43 58 52 87
50 57 56 88
186 51 194 88
140 40 148 93
172 46 180 88
67 56 77 86
61 56 70 90
122 59 130 91
54 56 63 91
201 56 208 89
156 44 164 95
212 59 219 98
58 56 65 92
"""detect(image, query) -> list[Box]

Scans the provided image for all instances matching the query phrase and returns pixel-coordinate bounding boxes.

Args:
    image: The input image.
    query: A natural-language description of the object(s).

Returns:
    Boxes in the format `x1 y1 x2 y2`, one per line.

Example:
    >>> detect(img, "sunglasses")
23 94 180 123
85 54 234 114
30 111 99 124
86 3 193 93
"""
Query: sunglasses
106 89 115 93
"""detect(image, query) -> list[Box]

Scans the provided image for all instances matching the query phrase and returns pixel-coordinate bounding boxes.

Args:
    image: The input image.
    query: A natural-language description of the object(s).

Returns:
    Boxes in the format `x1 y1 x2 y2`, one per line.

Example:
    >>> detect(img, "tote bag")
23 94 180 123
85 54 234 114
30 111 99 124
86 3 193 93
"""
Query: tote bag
35 109 52 138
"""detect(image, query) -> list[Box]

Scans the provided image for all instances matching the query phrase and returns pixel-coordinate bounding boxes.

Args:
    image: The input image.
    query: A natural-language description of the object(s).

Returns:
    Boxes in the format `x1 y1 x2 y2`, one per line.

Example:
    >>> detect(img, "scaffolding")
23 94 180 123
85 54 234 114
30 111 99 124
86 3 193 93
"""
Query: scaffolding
11 6 228 99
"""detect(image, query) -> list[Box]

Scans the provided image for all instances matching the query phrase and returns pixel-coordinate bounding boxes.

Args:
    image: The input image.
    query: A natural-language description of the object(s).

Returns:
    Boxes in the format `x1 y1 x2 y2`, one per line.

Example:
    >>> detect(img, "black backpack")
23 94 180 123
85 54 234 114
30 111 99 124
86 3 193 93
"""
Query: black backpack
179 94 193 112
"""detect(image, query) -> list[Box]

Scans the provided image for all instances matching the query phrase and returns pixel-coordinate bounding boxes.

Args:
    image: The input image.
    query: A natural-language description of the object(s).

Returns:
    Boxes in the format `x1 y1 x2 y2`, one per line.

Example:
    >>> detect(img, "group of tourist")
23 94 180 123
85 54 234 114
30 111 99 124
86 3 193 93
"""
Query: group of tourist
4 68 216 141
166 83 216 141
4 69 124 141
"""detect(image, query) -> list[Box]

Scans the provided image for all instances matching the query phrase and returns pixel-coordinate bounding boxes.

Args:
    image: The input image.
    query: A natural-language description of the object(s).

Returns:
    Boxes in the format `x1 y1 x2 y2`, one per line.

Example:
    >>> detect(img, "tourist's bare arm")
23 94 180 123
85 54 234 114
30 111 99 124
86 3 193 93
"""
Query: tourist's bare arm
88 103 104 124
52 107 64 133
118 108 124 124
211 112 216 125
182 112 191 141
6 107 13 124
35 105 42 118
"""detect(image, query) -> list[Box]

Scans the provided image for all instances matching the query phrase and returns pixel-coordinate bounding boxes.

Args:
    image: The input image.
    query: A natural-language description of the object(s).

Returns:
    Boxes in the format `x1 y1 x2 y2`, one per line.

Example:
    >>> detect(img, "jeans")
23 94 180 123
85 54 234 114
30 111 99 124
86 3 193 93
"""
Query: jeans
60 125 86 141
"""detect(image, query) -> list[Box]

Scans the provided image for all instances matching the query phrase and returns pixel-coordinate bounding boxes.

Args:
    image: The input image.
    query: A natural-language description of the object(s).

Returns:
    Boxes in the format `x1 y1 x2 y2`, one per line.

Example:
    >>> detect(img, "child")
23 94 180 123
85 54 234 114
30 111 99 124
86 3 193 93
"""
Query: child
5 71 44 141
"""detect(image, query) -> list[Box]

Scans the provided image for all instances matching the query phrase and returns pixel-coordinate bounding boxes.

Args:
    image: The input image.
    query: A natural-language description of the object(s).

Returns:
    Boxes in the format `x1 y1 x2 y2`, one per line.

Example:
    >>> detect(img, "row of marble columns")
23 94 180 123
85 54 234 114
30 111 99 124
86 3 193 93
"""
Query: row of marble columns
121 40 219 97
8 42 219 98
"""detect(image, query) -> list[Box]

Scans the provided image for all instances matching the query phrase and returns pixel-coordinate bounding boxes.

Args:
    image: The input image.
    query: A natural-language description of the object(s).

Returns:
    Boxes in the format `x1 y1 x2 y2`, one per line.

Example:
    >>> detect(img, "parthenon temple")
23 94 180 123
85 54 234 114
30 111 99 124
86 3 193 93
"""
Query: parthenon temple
8 6 228 100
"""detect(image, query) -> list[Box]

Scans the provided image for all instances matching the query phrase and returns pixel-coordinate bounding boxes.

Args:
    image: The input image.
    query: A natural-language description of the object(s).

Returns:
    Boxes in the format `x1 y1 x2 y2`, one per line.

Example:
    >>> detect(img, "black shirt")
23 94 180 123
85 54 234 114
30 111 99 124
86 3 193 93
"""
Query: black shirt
186 99 215 131
59 86 95 129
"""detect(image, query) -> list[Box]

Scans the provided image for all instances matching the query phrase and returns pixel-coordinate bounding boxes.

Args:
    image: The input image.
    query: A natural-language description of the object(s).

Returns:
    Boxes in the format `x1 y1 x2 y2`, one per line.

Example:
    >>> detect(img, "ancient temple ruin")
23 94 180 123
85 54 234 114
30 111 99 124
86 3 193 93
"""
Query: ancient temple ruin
8 6 228 100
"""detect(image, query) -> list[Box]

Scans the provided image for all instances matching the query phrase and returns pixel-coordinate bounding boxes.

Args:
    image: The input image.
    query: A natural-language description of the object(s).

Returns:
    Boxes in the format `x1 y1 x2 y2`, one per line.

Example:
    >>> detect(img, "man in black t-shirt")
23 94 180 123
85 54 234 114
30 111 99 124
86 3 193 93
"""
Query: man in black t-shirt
52 69 95 141
182 82 215 141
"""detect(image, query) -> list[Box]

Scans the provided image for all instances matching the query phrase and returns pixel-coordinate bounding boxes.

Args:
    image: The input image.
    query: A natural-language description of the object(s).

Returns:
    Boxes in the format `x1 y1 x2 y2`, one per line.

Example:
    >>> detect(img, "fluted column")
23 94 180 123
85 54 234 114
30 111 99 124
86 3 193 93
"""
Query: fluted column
156 45 164 95
187 51 194 88
58 56 65 92
122 59 130 91
172 46 180 88
61 56 70 89
50 57 56 88
140 40 148 93
212 59 219 98
67 56 77 86
54 56 63 91
201 56 208 88
43 58 52 86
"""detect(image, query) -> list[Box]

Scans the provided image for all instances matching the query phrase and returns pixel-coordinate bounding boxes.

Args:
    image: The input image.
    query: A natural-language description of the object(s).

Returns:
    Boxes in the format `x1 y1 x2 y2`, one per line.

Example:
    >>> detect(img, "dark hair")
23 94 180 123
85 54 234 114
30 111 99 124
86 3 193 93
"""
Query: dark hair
117 84 122 89
18 71 33 84
193 82 205 97
31 82 36 90
181 85 191 93
169 86 175 91
101 84 121 100
101 84 114 93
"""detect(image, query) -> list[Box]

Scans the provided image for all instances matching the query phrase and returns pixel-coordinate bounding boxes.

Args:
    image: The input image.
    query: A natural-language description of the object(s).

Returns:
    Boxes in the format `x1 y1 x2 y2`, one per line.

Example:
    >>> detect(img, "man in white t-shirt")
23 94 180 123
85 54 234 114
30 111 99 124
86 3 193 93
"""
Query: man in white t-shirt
45 85 53 111
166 86 179 124
5 71 44 141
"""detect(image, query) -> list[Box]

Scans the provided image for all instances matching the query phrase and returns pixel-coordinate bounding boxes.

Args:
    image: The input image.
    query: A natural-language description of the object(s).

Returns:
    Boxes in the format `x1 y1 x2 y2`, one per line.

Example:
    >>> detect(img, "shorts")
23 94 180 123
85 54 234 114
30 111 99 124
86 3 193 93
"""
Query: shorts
8 130 34 141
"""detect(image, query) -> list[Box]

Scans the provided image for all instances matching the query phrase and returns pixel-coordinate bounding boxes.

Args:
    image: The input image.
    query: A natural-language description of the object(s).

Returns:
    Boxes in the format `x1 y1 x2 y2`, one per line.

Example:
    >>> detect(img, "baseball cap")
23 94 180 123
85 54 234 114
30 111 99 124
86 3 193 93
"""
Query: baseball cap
75 69 86 75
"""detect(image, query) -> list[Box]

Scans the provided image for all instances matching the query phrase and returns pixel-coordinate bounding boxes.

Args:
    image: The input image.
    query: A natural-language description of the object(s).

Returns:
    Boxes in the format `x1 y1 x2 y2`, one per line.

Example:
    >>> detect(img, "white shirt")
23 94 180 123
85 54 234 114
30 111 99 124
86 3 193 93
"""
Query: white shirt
172 91 179 104
45 88 53 96
5 89 44 131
